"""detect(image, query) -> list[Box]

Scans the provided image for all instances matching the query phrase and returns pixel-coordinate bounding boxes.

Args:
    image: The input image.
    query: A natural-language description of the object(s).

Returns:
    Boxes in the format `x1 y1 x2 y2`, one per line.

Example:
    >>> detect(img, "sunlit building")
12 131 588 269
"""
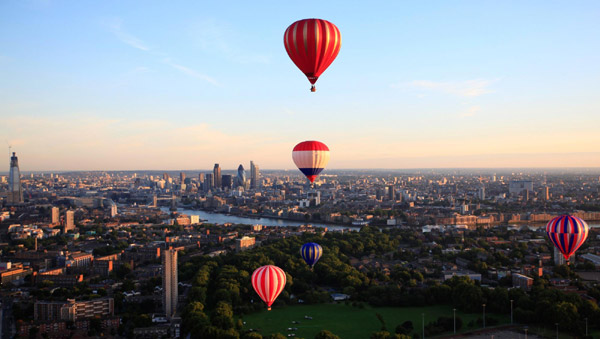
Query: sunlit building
51 207 60 225
64 210 75 233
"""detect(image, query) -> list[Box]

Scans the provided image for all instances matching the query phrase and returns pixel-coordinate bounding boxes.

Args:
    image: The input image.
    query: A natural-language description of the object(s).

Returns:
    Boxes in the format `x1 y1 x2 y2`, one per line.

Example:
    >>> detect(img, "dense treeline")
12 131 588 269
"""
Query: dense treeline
180 226 600 338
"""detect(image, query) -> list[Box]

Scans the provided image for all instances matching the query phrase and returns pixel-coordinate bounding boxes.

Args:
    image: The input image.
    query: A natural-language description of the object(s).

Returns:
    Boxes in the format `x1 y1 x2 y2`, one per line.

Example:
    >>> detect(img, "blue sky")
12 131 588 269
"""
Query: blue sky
1 1 599 170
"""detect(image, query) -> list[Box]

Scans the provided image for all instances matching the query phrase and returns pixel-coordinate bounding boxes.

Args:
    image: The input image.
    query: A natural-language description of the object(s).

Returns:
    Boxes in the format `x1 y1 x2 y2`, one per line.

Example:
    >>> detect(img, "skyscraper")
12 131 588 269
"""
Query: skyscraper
250 161 260 189
64 210 75 233
7 152 23 205
237 164 246 188
204 173 214 192
179 172 186 184
51 207 59 225
221 175 233 189
162 247 178 320
213 164 221 189
388 185 396 201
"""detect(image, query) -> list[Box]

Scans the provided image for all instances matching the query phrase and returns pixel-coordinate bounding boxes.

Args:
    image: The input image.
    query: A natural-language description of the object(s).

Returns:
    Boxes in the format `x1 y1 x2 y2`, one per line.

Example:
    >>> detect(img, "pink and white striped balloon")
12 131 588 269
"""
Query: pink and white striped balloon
251 265 287 310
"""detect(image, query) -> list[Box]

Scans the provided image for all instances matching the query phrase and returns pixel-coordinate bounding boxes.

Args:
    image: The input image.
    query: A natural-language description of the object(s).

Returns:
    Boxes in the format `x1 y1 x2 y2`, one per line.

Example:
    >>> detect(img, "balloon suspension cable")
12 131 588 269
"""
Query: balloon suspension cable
311 84 316 92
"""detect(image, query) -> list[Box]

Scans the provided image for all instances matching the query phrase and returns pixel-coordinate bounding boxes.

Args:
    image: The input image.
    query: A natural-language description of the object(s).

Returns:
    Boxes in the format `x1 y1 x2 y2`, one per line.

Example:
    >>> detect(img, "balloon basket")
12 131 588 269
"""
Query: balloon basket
311 85 316 92
267 307 271 311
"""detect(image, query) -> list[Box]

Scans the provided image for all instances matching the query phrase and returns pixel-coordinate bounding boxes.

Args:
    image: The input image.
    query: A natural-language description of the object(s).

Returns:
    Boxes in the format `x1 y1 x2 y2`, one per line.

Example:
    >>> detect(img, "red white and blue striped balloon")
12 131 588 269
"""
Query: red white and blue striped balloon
251 265 287 311
546 215 589 261
292 141 330 183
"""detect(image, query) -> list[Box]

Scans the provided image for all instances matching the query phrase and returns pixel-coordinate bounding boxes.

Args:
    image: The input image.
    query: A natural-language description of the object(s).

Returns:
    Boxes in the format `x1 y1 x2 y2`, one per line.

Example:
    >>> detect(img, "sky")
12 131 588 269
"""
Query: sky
1 1 599 171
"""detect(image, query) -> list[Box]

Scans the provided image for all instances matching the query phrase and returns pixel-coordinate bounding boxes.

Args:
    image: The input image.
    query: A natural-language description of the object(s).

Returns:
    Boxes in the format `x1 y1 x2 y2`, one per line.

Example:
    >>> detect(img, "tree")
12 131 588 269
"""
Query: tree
314 330 341 339
212 302 235 330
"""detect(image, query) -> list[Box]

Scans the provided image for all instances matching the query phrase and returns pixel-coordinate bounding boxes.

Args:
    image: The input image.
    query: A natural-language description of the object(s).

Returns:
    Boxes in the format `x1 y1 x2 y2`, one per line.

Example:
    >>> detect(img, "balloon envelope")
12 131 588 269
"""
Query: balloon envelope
292 141 330 183
546 215 589 261
284 18 341 91
251 265 287 310
301 242 323 268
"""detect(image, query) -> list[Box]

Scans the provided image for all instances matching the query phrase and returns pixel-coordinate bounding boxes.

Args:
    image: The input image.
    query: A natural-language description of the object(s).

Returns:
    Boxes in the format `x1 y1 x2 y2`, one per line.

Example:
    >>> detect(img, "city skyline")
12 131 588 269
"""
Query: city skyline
1 1 599 170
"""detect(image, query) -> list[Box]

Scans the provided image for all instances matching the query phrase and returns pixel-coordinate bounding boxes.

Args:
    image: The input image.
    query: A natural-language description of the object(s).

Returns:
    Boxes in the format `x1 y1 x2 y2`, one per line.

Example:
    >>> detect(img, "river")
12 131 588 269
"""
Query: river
162 207 358 231
161 207 600 231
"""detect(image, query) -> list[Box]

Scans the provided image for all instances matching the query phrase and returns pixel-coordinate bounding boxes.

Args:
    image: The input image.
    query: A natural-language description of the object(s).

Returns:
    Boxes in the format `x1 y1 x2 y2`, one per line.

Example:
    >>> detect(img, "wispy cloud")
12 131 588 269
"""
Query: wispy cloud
394 79 496 97
104 18 218 86
105 18 149 51
191 19 270 64
458 105 481 118
163 58 219 86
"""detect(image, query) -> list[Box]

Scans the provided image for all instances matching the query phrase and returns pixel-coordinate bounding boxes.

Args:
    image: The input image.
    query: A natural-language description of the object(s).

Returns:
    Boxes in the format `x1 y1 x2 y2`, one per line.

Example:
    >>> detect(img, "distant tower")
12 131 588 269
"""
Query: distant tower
163 173 170 181
51 207 59 225
250 161 260 189
64 210 75 233
8 152 23 205
237 164 246 187
198 173 205 183
152 195 158 208
213 164 222 189
162 247 178 320
478 186 486 200
179 172 186 184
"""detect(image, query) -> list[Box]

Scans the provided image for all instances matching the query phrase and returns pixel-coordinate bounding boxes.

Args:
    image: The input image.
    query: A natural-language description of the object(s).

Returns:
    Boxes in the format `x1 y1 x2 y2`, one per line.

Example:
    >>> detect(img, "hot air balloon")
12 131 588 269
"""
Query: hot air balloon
301 242 323 269
546 214 589 264
251 265 287 310
292 141 330 184
284 18 341 92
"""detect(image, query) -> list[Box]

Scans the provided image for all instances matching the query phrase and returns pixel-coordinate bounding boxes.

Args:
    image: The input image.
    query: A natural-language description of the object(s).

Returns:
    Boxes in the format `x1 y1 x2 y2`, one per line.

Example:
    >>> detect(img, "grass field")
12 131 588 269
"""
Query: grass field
241 303 510 338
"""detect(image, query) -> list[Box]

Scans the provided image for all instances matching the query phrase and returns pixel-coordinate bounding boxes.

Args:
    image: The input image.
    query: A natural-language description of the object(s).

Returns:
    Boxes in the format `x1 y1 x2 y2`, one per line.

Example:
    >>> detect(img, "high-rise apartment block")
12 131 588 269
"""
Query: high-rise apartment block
51 207 60 225
64 210 75 233
8 152 23 205
162 247 178 320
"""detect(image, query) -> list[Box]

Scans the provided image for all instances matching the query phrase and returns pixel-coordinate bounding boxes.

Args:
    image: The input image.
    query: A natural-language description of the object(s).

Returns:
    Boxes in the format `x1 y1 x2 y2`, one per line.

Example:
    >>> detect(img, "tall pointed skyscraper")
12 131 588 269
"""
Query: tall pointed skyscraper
8 152 23 205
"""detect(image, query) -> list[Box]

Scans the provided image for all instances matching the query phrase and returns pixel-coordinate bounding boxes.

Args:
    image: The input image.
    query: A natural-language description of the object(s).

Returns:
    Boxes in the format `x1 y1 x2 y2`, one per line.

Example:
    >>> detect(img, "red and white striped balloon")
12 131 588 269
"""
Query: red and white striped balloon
292 140 330 183
251 265 287 310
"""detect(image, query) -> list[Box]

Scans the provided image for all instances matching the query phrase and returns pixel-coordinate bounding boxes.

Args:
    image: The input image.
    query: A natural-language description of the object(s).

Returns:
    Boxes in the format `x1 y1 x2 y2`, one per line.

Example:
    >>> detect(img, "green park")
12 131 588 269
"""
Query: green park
242 303 509 338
